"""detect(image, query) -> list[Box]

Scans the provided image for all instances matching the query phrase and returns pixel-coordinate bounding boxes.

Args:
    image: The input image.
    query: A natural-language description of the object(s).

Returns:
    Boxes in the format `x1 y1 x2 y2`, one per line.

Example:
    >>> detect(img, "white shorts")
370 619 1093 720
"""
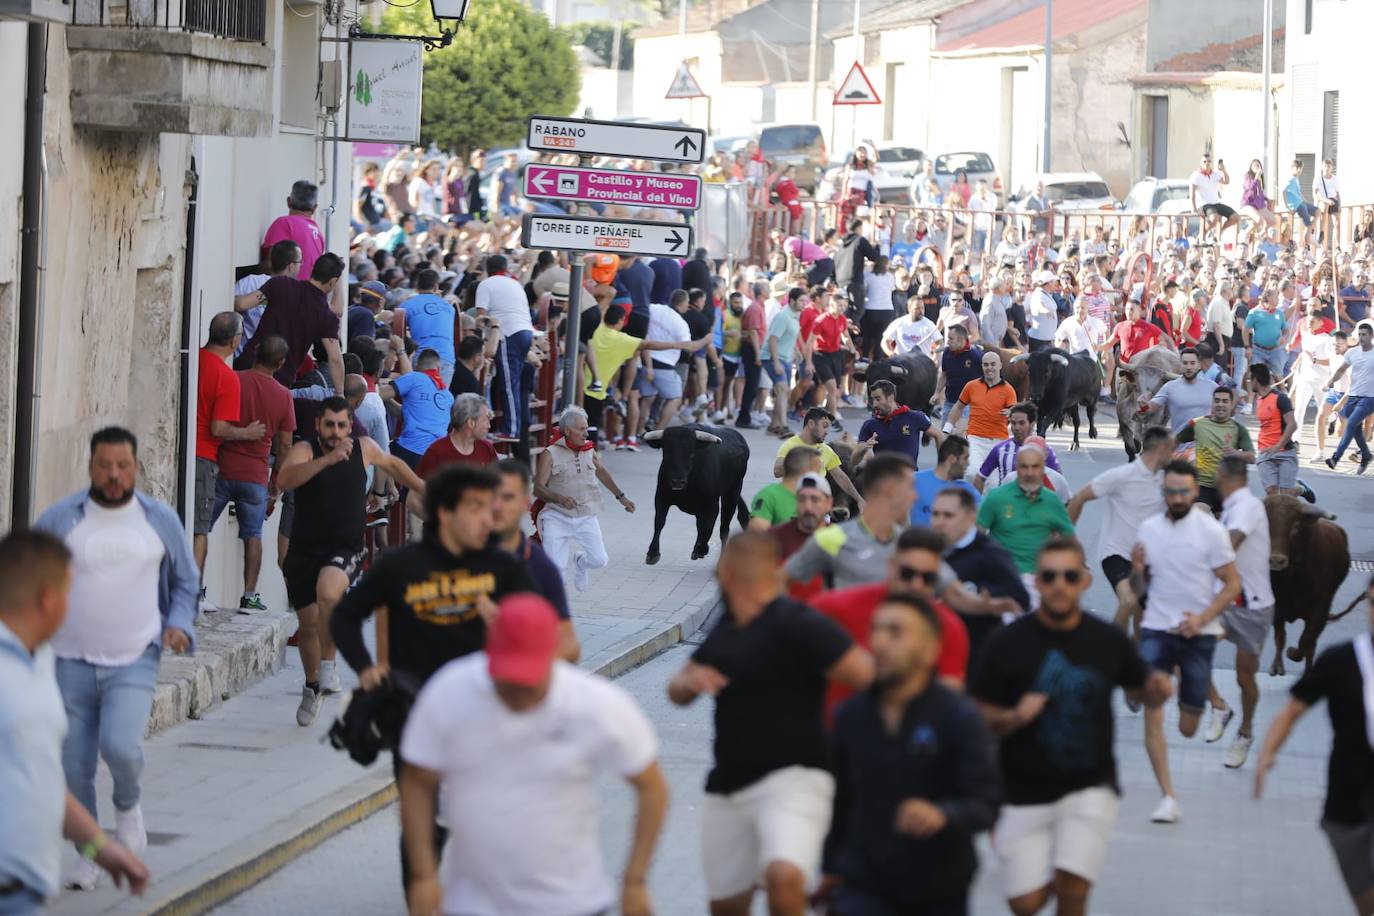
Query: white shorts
701 765 835 900
992 786 1119 899
966 435 1001 482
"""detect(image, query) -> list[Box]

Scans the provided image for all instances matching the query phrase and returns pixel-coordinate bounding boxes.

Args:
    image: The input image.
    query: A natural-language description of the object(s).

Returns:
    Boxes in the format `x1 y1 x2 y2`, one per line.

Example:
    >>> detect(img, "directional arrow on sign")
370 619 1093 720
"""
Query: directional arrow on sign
526 115 707 164
666 229 684 253
674 136 697 159
520 213 695 259
529 169 553 194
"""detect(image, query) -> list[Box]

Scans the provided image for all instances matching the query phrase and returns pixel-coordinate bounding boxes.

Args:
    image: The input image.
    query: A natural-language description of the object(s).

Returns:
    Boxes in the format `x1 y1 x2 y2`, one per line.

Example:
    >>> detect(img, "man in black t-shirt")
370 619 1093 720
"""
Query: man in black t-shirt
667 532 872 916
1255 576 1374 913
448 334 486 398
971 537 1170 916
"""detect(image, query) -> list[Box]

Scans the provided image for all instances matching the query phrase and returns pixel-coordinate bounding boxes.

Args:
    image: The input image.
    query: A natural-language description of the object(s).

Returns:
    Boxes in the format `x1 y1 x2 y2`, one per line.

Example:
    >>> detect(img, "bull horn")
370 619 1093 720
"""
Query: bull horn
642 430 665 441
890 365 908 377
1162 371 1181 381
1050 354 1069 367
693 430 722 444
1298 500 1337 521
1009 353 1030 364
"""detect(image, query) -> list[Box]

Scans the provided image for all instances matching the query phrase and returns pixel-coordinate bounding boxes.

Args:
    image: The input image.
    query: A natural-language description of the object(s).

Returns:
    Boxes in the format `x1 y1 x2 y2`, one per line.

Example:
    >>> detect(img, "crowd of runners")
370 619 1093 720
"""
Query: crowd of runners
2 147 1374 916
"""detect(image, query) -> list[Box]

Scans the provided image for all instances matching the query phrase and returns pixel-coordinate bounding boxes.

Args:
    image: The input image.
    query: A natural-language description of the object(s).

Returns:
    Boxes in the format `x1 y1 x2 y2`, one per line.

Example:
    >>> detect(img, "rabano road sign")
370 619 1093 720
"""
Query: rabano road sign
526 115 707 164
521 214 693 259
523 164 702 210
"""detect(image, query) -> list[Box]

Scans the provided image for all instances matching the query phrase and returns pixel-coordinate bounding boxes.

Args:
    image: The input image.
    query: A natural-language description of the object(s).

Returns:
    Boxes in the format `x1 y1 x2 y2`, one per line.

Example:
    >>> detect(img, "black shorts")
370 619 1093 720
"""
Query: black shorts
1101 554 1133 590
812 350 846 384
578 306 601 345
1202 203 1237 221
623 309 649 339
282 547 364 610
1197 484 1223 516
584 395 607 441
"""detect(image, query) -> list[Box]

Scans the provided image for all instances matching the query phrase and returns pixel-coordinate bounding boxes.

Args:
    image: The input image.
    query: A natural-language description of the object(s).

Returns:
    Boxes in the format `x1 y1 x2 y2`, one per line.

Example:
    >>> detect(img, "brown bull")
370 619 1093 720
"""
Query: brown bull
987 346 1029 401
1264 493 1351 676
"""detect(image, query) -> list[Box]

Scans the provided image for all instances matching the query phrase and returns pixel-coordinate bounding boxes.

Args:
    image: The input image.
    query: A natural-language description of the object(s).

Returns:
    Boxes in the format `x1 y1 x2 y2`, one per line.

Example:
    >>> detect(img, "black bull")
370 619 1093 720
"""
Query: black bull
1013 348 1101 450
644 425 750 565
859 351 937 412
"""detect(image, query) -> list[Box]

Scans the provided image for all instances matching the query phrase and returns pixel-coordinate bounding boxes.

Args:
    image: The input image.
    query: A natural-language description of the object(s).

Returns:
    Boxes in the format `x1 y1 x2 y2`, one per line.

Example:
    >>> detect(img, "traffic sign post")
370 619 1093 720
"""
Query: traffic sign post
833 61 881 106
666 61 707 100
523 164 703 210
521 214 692 259
526 116 706 164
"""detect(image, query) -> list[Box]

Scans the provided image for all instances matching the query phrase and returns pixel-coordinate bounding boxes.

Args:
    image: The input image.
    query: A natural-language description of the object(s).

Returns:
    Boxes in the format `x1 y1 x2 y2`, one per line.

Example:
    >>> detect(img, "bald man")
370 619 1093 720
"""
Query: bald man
669 532 873 916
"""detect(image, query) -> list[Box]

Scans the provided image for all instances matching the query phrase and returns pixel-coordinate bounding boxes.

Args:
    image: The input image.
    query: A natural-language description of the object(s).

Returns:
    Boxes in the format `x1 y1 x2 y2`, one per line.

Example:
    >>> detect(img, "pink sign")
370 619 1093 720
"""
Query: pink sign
523 164 702 210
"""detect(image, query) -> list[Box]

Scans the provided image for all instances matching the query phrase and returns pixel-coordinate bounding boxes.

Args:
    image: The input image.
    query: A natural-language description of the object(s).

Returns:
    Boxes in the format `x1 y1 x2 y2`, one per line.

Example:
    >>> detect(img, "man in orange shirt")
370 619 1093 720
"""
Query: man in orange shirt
812 526 970 722
942 350 1017 479
1250 364 1298 495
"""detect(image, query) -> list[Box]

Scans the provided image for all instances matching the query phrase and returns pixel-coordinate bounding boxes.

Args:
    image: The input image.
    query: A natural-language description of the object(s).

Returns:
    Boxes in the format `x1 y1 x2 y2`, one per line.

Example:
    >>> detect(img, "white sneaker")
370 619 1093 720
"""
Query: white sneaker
198 587 217 614
693 394 710 409
1204 705 1234 743
64 857 101 891
319 660 342 695
1150 795 1182 824
114 804 147 858
710 409 727 422
574 559 590 592
296 684 322 726
1224 734 1253 769
752 411 772 426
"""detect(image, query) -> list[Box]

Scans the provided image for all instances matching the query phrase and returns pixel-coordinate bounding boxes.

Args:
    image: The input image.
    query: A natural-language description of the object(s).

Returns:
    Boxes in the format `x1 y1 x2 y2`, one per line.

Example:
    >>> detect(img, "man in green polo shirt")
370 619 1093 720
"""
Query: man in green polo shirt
748 446 822 529
977 444 1075 609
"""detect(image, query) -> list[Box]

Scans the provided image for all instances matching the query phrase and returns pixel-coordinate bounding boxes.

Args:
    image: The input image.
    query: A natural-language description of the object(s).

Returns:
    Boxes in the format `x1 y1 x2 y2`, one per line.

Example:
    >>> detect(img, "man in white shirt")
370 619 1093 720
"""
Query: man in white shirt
1054 295 1109 357
1314 158 1341 243
968 180 996 254
1023 271 1059 353
1189 152 1237 241
232 240 301 357
34 427 198 891
1067 425 1173 638
1324 321 1374 472
400 594 667 916
1204 279 1236 362
1204 457 1275 770
1130 461 1241 825
881 296 940 357
633 294 694 434
474 253 536 438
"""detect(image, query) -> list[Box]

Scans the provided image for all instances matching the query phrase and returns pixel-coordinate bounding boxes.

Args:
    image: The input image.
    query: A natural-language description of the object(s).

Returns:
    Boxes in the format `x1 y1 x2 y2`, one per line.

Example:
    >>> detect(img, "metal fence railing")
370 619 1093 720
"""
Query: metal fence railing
73 0 267 42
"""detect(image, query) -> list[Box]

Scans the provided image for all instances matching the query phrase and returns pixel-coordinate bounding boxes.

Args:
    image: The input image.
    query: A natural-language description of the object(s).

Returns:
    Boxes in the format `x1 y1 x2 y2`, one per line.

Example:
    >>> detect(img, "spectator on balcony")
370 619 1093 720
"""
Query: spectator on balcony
1315 158 1341 244
262 180 325 279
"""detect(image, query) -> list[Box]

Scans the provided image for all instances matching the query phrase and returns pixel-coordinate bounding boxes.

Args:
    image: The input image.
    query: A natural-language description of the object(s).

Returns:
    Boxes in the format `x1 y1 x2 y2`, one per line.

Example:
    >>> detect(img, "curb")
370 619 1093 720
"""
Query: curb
143 582 721 915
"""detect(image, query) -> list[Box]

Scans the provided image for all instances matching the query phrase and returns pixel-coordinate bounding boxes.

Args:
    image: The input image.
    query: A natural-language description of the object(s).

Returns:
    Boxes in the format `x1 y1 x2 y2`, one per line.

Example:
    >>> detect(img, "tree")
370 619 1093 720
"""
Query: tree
381 0 580 154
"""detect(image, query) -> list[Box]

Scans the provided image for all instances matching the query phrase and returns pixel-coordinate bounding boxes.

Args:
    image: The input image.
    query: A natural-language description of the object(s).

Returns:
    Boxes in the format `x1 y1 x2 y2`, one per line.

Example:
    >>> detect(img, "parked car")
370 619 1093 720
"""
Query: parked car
756 122 828 193
871 142 924 180
1008 171 1118 241
707 134 750 162
1118 176 1200 240
933 151 1003 205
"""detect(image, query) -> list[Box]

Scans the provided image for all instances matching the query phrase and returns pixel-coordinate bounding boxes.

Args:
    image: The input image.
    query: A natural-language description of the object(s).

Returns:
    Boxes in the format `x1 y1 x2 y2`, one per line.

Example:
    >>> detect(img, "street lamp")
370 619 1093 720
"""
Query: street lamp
351 0 473 50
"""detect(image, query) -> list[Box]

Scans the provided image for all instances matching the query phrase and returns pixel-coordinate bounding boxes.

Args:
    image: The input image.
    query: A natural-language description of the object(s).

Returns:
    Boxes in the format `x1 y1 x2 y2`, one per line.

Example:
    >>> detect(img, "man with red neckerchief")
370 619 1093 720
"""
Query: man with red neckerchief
852 380 942 471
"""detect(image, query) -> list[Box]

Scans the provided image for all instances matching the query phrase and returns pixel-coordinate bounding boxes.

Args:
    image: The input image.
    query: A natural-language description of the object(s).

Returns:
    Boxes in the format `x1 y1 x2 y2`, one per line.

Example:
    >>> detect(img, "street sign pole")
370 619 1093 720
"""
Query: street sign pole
560 152 591 412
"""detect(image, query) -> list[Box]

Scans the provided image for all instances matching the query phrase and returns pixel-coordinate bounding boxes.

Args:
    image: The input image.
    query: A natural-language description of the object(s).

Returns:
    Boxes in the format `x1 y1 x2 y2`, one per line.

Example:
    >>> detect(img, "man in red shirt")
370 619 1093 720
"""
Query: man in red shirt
809 289 856 428
195 312 265 610
415 392 498 478
208 334 295 611
1101 298 1171 365
770 472 833 603
813 526 970 721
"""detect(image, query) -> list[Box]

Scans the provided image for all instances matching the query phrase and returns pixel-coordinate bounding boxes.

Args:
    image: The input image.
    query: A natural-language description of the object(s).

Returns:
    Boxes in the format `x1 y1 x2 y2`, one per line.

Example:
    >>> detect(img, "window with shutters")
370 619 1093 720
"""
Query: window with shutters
1322 91 1339 169
1297 154 1316 201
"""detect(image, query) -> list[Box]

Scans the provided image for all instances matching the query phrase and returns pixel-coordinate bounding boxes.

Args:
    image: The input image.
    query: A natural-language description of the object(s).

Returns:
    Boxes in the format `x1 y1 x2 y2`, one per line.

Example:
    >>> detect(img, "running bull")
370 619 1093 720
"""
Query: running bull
1115 347 1182 460
1265 493 1351 676
644 425 750 564
857 352 937 413
1013 348 1101 450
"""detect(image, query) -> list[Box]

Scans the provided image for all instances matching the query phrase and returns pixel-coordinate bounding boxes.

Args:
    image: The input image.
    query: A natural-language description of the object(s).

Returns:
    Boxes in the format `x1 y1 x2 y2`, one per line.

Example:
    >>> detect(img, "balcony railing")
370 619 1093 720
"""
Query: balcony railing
74 0 267 42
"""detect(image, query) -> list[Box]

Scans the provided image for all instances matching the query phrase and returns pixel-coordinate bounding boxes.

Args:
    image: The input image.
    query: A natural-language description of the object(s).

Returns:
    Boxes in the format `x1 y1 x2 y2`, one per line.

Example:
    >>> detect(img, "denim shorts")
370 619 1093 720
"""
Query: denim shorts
1139 630 1217 713
211 478 270 540
764 359 792 386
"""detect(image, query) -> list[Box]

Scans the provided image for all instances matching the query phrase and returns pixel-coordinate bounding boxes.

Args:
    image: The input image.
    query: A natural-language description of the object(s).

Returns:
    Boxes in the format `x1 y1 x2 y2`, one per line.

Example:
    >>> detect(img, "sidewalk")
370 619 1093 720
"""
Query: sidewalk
46 422 783 916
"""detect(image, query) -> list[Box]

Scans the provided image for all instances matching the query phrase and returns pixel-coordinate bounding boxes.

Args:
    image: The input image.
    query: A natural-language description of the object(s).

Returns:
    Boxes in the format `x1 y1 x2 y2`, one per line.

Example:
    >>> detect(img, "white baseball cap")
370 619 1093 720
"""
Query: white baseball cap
796 472 832 497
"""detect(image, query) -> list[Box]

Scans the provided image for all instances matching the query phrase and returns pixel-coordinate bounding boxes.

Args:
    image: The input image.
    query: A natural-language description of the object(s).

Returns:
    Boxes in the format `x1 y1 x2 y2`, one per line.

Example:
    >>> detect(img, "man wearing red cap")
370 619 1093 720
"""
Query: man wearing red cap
400 594 668 916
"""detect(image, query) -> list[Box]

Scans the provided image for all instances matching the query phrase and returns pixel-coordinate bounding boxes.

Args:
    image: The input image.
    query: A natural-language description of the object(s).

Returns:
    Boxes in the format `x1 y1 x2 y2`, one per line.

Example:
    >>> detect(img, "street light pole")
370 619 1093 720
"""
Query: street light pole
808 0 820 119
1042 0 1053 173
1262 0 1273 185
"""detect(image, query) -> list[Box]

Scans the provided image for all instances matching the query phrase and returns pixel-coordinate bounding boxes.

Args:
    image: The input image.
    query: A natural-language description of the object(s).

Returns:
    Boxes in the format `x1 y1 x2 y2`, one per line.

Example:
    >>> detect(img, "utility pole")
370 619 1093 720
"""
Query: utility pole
851 0 860 150
1042 0 1053 172
807 0 820 119
679 0 686 36
1262 0 1273 185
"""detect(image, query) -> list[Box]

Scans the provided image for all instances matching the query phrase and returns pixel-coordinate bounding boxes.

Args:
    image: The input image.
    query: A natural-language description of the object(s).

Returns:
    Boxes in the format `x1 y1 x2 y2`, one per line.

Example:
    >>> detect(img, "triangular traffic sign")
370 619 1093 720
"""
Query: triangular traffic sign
666 61 707 99
833 61 880 106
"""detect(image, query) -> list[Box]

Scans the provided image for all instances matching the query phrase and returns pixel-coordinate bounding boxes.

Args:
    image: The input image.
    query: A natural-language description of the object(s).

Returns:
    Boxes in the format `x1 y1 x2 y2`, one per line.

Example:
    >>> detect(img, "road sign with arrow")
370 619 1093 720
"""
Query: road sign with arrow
665 62 707 99
523 164 702 210
521 214 693 259
526 115 707 164
833 61 881 106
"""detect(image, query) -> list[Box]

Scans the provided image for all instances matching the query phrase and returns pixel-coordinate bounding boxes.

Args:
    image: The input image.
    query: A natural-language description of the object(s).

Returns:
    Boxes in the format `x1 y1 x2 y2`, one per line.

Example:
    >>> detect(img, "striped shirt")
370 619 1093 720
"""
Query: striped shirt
976 437 1063 489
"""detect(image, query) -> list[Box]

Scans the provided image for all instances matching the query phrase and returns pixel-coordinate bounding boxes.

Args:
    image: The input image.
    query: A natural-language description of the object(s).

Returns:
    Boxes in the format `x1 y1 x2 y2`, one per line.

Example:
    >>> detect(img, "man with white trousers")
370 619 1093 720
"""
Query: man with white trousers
534 407 636 592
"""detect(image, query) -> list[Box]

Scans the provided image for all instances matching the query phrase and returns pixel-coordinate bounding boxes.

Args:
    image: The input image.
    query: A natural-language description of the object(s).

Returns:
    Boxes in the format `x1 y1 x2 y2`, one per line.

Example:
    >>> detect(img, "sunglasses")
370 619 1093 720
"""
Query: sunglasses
897 565 941 586
1037 568 1084 585
1162 486 1194 497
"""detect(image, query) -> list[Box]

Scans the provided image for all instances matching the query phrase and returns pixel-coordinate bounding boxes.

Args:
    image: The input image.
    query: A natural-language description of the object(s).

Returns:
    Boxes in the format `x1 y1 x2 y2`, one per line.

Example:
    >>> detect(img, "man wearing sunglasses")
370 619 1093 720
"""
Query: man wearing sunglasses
812 527 971 723
1131 460 1242 825
973 537 1171 916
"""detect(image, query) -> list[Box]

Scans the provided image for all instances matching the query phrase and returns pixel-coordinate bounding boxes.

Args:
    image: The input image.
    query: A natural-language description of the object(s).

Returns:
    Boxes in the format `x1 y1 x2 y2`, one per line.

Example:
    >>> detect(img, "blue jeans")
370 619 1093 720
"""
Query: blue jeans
211 478 269 540
1332 395 1374 461
494 330 533 437
0 888 43 915
55 644 161 820
1139 630 1216 713
1293 201 1317 227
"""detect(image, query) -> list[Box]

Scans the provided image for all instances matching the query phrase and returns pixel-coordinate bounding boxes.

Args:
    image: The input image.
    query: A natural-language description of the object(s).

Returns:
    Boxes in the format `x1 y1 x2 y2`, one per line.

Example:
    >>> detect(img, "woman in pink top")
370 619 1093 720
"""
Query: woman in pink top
1240 158 1277 231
